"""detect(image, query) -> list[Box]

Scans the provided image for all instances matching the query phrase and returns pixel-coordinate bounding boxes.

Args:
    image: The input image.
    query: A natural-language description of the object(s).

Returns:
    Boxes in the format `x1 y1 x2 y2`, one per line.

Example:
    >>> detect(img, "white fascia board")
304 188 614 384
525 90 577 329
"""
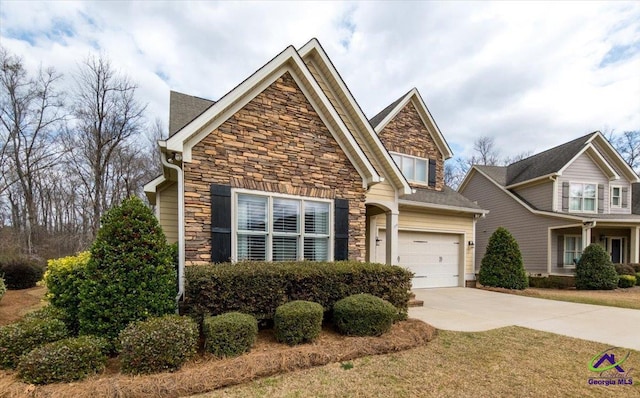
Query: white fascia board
558 143 619 180
473 167 586 222
143 175 166 205
505 172 559 189
398 199 488 215
298 40 411 195
591 132 640 182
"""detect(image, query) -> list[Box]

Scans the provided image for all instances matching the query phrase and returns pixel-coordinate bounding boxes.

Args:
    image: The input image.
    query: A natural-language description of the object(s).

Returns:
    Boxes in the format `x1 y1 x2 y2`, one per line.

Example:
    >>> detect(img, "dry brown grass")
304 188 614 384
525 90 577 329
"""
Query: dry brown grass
0 286 46 325
199 326 640 398
0 319 436 398
482 286 640 310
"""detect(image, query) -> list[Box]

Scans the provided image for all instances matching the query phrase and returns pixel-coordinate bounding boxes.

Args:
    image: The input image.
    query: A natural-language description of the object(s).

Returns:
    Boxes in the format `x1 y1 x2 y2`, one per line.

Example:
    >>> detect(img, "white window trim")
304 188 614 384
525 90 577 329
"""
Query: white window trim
231 188 334 262
610 185 622 208
568 182 598 214
563 234 583 268
390 152 429 184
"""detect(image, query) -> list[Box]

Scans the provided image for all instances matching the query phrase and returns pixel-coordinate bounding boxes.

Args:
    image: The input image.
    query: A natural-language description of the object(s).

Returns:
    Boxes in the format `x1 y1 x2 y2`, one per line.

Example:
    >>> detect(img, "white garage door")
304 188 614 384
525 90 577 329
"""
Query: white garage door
376 230 461 288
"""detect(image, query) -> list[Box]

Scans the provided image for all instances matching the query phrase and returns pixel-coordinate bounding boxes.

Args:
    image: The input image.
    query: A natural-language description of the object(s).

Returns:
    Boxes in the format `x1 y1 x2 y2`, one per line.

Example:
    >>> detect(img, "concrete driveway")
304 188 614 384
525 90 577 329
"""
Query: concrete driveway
409 287 640 351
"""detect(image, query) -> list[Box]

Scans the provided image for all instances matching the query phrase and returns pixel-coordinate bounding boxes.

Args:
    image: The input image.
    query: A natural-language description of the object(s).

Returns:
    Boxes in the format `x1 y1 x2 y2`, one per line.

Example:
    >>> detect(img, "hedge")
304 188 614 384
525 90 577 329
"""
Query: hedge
618 275 636 288
181 261 412 322
528 275 575 289
333 294 397 336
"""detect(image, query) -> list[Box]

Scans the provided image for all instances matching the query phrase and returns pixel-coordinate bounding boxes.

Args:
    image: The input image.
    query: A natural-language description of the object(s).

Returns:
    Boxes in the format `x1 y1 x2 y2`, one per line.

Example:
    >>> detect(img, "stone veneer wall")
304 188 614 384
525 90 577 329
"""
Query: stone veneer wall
182 72 366 264
377 102 444 191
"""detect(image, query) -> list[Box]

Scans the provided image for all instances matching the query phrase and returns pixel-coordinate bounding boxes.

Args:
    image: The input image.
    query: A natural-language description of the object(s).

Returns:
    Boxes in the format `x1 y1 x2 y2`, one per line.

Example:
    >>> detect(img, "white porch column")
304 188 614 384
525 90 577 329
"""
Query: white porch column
582 225 592 250
385 211 399 265
631 227 640 263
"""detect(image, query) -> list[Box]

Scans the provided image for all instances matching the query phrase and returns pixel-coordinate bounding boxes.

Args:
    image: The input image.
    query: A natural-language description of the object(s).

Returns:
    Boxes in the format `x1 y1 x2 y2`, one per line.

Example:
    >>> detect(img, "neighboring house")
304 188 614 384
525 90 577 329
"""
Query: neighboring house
459 132 640 276
144 38 486 294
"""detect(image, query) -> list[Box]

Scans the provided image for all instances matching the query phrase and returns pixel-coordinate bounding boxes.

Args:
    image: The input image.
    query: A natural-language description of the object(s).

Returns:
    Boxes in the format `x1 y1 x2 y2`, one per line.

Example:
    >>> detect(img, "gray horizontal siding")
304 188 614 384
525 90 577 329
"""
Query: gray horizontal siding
513 181 553 211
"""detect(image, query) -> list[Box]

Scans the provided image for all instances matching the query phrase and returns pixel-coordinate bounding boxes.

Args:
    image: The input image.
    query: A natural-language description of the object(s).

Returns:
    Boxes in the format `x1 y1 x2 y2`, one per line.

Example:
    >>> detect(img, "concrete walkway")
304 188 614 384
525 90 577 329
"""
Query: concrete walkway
409 287 640 351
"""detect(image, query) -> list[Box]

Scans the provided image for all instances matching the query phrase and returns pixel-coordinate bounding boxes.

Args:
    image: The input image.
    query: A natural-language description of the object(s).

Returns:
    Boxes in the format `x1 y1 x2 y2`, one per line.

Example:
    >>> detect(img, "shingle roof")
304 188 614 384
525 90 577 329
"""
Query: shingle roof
401 186 483 211
505 132 596 185
169 91 215 136
368 90 411 128
475 165 507 186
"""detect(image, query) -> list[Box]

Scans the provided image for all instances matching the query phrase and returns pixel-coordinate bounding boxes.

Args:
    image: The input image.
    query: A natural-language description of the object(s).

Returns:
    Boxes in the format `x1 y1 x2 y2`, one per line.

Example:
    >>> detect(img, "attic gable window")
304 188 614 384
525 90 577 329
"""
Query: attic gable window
611 186 621 208
390 152 428 184
569 183 596 213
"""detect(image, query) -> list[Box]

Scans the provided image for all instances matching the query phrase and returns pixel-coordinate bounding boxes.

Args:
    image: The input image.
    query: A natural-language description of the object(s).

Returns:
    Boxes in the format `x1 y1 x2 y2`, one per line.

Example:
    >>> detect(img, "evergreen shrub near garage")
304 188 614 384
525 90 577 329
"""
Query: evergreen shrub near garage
333 294 397 336
181 261 412 323
478 227 528 290
203 312 258 357
0 318 68 369
274 301 324 345
618 275 636 288
575 244 618 290
17 335 108 385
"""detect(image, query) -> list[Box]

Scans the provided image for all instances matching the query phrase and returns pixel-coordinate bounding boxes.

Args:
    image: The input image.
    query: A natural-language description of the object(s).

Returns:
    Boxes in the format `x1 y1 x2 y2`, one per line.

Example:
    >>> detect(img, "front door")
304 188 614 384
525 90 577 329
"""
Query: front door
610 238 623 263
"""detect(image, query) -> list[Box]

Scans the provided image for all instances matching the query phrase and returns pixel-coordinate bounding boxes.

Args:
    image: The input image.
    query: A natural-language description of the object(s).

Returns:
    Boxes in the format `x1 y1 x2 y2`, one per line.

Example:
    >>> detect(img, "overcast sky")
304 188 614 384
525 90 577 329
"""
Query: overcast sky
1 1 639 161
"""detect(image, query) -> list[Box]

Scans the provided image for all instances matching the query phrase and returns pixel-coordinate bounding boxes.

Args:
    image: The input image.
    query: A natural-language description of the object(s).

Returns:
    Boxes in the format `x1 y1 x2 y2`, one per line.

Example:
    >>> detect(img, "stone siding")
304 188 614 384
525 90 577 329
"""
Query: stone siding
183 72 366 263
378 102 445 191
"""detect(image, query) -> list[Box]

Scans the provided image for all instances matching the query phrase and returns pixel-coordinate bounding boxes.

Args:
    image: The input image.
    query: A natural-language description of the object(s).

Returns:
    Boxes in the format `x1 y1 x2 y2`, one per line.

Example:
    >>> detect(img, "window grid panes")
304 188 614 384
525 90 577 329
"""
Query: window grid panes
564 236 583 266
569 183 596 212
236 193 331 262
611 187 621 207
390 152 428 183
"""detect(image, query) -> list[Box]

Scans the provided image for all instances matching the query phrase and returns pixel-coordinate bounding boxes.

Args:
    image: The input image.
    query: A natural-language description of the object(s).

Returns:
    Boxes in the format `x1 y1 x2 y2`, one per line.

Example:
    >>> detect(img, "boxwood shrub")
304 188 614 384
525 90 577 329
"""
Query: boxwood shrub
333 294 397 336
203 312 258 357
118 314 198 375
0 256 45 289
274 301 323 345
618 275 637 288
181 261 412 323
17 335 108 385
528 275 575 289
0 318 68 369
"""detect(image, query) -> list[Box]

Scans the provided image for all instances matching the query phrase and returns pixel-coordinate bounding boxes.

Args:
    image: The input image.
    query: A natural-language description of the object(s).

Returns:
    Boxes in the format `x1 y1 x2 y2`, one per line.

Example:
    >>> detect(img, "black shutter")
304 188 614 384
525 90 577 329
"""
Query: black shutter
622 187 629 208
210 184 231 263
561 182 569 211
598 184 604 213
334 199 349 261
428 159 437 187
557 235 564 267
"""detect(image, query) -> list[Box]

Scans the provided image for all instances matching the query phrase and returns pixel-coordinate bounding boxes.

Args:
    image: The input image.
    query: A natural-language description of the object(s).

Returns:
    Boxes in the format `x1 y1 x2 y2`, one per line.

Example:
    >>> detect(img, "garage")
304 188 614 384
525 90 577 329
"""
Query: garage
376 229 462 288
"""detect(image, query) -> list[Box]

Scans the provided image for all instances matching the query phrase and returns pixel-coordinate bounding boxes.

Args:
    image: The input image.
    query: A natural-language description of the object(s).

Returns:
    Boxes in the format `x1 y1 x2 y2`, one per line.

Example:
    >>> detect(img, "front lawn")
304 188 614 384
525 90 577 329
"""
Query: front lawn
483 286 640 310
199 326 640 398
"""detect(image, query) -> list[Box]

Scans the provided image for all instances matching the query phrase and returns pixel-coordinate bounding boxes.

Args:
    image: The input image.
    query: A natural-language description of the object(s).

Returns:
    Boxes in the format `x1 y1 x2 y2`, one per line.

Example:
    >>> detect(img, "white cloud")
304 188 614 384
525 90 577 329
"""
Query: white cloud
1 0 638 162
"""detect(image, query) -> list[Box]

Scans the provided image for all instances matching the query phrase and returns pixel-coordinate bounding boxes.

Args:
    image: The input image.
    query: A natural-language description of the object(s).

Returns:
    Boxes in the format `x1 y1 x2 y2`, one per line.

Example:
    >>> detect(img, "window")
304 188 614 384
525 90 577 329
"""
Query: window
390 152 428 183
611 186 621 208
236 192 331 261
569 183 596 212
564 235 583 267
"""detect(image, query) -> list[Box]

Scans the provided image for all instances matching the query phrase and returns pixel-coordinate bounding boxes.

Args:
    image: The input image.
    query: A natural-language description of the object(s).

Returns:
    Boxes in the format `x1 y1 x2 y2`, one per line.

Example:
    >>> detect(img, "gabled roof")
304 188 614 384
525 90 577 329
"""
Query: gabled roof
169 91 215 136
504 131 639 187
369 88 454 160
399 186 487 214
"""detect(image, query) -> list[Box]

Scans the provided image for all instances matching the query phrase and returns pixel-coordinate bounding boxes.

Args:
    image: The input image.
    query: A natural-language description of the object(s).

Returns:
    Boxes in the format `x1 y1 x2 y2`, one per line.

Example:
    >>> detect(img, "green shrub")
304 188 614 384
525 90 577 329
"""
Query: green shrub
119 314 198 374
17 335 108 384
0 318 68 369
528 275 575 289
274 301 323 345
0 256 45 289
629 264 640 273
181 261 412 324
44 252 89 333
575 244 618 290
22 305 68 323
618 275 637 288
203 312 258 357
636 273 640 286
0 277 5 302
333 294 396 337
78 197 176 341
614 263 635 276
479 227 528 290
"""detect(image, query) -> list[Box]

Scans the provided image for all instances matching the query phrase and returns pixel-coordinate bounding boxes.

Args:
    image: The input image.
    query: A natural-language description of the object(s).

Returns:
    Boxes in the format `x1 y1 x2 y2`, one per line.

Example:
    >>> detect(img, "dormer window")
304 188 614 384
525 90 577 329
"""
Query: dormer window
611 186 622 208
390 152 428 184
569 183 596 213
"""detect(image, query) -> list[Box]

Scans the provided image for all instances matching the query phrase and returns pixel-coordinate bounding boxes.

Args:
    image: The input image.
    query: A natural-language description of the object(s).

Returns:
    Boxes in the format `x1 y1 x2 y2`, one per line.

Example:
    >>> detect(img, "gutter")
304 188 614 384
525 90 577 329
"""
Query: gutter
161 151 185 311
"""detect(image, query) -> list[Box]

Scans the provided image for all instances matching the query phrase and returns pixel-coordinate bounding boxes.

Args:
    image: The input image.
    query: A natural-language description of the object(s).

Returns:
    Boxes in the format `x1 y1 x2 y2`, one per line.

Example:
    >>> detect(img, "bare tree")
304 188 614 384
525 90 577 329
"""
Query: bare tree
66 54 146 237
470 136 500 166
0 48 66 253
610 130 640 173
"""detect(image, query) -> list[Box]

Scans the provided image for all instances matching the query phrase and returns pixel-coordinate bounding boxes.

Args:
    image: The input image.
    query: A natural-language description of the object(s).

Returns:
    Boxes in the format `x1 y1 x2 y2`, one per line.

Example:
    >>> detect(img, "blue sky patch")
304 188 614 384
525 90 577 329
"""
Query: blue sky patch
599 41 640 68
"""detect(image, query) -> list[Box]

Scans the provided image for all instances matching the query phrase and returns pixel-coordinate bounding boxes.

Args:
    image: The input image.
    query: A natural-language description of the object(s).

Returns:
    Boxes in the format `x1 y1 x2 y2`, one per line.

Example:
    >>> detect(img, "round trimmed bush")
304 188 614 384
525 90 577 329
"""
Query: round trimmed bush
618 275 637 288
576 244 618 290
17 335 108 384
0 277 5 302
479 227 528 289
203 312 258 357
274 301 324 345
614 263 635 276
333 294 396 336
0 318 68 369
0 256 45 289
119 314 198 374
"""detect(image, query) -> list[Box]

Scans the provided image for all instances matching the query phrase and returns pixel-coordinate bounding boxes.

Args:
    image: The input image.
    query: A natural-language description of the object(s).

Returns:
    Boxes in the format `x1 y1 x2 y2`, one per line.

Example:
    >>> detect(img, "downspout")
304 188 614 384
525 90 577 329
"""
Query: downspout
161 152 185 311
